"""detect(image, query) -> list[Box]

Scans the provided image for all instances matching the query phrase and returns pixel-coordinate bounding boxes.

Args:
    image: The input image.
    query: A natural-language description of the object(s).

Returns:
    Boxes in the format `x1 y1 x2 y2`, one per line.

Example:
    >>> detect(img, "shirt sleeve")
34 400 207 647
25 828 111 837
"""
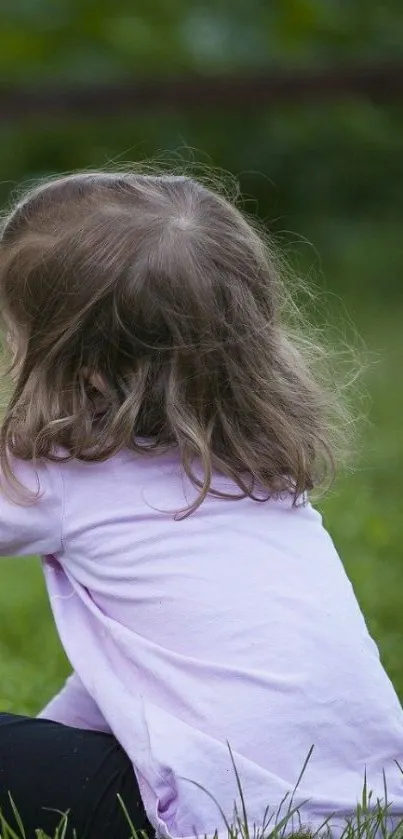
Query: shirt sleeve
38 671 111 733
0 456 64 557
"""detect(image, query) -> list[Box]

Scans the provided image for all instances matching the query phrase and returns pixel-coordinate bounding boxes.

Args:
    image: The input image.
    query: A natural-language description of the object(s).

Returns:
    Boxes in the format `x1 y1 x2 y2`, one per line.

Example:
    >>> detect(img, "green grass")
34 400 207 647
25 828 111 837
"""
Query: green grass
1 300 403 837
319 302 403 702
2 767 403 839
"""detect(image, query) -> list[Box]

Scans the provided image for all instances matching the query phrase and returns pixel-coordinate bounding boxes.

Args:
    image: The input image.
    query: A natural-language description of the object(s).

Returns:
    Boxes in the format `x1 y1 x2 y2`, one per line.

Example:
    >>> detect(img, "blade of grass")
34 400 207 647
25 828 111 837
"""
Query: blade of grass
6 797 25 839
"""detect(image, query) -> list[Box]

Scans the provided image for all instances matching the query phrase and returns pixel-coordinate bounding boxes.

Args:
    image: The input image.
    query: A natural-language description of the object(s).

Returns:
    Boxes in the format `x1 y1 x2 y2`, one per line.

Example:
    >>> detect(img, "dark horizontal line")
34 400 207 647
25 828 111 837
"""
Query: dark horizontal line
1 60 402 121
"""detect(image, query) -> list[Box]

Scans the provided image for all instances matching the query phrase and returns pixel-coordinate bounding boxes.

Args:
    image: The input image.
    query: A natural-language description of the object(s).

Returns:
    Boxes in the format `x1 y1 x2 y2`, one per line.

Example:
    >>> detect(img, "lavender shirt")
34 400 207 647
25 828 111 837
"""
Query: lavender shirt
1 450 403 837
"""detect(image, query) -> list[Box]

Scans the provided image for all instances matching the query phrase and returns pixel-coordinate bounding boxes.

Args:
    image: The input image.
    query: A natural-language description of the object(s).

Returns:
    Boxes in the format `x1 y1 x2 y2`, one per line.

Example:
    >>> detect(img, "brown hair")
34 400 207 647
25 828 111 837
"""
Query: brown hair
0 170 353 517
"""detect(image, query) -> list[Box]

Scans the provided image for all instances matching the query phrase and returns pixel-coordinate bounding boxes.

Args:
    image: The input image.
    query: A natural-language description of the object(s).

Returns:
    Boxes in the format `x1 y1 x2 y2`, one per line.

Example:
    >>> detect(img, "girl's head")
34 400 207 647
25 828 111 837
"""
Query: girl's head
0 170 350 515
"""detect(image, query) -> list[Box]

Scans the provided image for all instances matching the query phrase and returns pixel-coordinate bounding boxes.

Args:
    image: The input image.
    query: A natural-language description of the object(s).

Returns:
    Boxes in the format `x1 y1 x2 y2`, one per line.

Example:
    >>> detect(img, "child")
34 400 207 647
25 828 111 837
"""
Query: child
1 170 403 839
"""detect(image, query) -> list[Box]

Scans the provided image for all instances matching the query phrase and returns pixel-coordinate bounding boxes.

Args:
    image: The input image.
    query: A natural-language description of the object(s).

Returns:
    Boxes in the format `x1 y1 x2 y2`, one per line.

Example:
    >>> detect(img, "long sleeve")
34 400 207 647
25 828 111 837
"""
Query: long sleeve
38 671 111 733
0 457 63 557
0 458 109 732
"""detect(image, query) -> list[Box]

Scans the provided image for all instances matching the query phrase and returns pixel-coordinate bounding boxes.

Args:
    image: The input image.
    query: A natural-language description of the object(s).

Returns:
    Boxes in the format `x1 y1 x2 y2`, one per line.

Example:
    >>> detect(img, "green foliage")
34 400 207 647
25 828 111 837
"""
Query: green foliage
0 0 402 82
0 1 402 298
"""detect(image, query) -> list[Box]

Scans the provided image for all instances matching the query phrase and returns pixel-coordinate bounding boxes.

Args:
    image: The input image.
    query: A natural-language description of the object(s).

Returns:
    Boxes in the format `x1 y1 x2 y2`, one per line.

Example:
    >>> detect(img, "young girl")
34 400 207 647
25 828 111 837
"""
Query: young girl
0 171 403 839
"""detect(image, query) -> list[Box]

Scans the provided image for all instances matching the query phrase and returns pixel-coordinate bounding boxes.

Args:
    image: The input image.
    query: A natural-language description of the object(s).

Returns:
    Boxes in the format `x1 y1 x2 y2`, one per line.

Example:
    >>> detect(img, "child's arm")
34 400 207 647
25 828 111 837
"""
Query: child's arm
0 458 110 733
0 457 63 557
0 459 110 732
38 672 111 733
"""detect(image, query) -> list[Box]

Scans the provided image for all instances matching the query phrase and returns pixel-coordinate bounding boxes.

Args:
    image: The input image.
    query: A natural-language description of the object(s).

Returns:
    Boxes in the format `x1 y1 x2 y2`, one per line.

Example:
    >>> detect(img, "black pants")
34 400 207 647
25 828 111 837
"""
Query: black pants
0 713 154 839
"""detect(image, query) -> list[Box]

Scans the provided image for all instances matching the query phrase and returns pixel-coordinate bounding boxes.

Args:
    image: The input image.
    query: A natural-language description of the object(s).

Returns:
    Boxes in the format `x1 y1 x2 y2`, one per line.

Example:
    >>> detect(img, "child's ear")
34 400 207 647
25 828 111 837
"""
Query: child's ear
81 368 107 394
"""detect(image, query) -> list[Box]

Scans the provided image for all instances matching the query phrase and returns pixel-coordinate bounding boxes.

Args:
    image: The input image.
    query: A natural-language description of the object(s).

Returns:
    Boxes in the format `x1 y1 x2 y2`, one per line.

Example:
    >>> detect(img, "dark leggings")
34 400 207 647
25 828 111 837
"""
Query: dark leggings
0 713 154 839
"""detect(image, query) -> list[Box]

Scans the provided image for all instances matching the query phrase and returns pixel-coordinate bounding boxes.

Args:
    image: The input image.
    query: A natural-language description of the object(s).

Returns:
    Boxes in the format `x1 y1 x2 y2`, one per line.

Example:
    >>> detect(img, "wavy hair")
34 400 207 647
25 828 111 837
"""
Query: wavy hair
0 169 354 516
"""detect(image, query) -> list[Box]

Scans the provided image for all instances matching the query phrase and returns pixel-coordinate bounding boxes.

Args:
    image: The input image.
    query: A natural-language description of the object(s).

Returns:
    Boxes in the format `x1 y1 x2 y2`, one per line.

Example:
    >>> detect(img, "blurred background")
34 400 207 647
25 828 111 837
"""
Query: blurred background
1 0 403 714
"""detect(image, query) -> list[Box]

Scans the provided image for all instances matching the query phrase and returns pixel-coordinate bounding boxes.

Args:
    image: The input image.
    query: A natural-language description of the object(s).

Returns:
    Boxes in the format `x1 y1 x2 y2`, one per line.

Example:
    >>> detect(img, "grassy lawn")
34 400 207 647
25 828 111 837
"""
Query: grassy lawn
320 301 403 702
1 300 403 715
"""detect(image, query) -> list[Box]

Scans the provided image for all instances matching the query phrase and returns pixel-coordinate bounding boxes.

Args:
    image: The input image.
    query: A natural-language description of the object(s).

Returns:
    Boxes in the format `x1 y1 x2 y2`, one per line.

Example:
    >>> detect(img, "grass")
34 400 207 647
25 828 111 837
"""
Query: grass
0 298 403 836
319 301 403 702
2 766 403 839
